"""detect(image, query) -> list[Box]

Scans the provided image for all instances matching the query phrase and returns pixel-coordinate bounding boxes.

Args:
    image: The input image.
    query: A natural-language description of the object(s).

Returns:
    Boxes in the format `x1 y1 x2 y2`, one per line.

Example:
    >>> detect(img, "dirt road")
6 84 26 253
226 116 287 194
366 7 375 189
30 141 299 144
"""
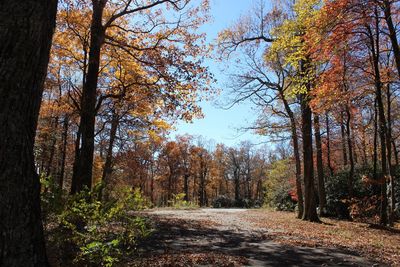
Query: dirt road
136 209 384 267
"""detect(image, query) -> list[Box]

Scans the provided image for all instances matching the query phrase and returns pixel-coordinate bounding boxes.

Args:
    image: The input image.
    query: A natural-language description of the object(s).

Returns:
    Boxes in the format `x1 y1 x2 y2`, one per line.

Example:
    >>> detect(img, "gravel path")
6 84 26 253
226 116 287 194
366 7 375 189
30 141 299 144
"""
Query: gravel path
137 209 384 267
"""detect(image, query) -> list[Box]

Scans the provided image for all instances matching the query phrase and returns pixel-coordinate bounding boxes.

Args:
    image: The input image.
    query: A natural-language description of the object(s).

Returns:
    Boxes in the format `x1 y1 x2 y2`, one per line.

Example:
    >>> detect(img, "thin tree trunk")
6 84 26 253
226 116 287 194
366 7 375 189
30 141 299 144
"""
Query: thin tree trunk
46 117 59 177
368 16 389 225
73 0 106 192
281 92 304 218
71 126 81 194
58 115 69 189
314 114 326 214
341 111 348 167
99 110 119 200
345 106 355 198
373 99 378 181
183 173 190 201
326 113 334 176
0 1 57 265
386 83 396 222
392 140 399 166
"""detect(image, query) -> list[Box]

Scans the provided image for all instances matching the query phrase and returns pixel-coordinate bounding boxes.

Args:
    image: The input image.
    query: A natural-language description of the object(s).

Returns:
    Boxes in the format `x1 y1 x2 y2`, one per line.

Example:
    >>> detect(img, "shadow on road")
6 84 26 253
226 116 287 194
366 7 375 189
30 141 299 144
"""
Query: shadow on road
137 214 382 267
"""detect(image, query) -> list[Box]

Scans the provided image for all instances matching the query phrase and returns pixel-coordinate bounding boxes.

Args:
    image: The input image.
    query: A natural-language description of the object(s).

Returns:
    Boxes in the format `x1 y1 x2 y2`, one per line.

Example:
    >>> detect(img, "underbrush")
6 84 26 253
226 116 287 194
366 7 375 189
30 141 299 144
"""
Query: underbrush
41 176 152 266
168 193 199 209
212 195 263 208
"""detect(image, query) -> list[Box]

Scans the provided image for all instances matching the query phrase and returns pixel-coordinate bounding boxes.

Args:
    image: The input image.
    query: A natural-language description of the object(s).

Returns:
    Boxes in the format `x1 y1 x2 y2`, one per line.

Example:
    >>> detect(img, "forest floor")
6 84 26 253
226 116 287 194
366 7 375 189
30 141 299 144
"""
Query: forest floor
131 208 400 267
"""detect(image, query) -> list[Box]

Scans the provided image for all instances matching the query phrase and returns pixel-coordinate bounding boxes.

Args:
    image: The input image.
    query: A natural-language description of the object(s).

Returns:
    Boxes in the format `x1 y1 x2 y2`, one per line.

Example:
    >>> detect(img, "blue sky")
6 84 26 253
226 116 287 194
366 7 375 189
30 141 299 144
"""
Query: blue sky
173 0 270 146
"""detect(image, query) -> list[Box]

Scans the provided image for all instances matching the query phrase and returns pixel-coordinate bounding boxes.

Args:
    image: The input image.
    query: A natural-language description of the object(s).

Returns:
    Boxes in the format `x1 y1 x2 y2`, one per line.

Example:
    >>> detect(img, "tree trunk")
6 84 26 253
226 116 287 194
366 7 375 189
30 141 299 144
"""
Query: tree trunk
183 173 190 201
300 94 319 222
325 113 334 176
345 106 355 198
373 99 378 181
45 117 59 177
71 126 81 194
234 168 240 202
341 111 348 167
0 1 57 265
368 17 389 225
73 0 106 192
386 83 396 222
314 114 326 214
383 0 400 79
58 115 69 189
99 110 119 200
281 92 304 218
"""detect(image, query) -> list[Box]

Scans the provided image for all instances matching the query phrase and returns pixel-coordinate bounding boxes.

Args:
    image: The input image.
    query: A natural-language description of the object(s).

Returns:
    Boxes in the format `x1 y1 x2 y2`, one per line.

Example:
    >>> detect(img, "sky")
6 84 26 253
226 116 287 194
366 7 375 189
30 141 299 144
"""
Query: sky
173 0 270 147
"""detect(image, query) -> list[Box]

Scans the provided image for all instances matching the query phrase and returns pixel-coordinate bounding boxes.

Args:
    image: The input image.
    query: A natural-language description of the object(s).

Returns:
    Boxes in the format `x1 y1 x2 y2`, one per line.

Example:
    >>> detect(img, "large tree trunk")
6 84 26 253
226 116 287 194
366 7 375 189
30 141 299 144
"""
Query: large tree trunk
300 94 319 222
0 1 58 266
72 0 106 192
314 114 326 214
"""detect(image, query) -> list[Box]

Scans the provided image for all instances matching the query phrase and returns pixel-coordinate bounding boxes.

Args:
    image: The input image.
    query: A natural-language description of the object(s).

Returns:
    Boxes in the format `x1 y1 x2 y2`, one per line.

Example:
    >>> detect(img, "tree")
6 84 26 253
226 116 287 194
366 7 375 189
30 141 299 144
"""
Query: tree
65 0 210 193
216 1 305 218
268 0 321 222
0 1 58 265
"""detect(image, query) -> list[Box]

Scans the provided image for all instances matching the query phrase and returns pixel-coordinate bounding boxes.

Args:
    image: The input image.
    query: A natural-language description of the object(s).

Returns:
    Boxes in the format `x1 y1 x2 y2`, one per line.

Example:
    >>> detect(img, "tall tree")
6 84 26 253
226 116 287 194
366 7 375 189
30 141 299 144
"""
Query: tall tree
0 1 58 265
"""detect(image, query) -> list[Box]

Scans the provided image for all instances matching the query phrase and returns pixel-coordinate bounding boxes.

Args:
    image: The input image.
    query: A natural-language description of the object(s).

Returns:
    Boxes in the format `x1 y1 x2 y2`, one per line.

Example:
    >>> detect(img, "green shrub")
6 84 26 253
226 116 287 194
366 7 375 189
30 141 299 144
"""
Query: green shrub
45 185 152 266
264 159 297 211
325 166 376 219
168 193 199 209
212 195 235 208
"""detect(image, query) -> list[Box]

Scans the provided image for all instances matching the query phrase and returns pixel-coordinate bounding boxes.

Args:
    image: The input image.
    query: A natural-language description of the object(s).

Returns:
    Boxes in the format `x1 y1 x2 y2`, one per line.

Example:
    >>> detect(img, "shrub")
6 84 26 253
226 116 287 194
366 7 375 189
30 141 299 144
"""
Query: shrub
45 185 152 266
212 195 235 208
264 159 297 211
325 166 376 219
168 193 199 209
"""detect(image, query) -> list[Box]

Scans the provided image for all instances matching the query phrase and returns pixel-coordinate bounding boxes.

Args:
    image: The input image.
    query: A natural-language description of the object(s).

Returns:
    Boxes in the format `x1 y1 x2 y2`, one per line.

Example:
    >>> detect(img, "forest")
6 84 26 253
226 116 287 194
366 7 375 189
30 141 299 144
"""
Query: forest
1 0 400 266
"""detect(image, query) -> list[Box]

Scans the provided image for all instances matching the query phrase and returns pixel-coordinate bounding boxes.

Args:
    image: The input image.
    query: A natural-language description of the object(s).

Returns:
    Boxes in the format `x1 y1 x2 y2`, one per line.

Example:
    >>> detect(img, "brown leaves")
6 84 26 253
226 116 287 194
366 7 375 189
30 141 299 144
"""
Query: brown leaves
138 252 248 267
244 210 400 266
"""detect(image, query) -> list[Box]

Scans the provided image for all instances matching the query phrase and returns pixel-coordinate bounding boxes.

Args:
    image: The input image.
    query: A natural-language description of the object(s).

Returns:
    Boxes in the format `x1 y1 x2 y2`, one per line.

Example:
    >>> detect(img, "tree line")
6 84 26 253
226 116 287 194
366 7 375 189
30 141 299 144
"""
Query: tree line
217 0 400 224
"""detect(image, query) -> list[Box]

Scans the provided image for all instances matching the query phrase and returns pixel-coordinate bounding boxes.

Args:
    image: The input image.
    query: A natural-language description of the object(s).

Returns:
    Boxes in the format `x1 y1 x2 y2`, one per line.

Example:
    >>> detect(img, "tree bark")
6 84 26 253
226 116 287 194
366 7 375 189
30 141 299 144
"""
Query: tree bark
314 114 326 214
45 117 59 177
386 83 396 222
0 1 58 265
72 0 106 192
383 0 400 79
325 113 334 176
281 92 304 218
345 106 355 198
58 115 69 189
341 111 348 167
99 110 119 200
373 99 378 181
300 94 319 222
368 16 389 225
